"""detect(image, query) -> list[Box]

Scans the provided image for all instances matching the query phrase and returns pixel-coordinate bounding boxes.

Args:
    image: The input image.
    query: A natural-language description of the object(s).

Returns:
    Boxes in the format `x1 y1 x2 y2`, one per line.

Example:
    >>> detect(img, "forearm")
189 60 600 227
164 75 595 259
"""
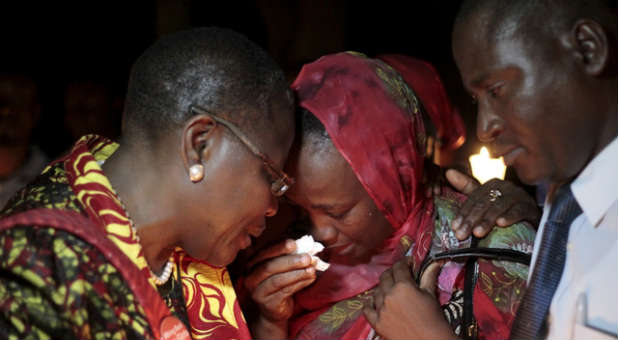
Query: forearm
251 314 288 340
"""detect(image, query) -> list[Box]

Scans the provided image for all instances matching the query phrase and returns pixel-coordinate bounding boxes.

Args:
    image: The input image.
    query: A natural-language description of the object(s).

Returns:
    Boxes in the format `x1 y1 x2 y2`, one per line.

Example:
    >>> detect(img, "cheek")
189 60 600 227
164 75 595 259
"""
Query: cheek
366 214 394 248
200 225 245 266
221 172 271 218
346 210 393 250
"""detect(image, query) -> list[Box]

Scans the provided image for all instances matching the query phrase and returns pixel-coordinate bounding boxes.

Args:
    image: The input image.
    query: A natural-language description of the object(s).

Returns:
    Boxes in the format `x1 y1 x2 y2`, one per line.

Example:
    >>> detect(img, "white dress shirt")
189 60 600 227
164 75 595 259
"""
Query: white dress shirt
529 137 618 339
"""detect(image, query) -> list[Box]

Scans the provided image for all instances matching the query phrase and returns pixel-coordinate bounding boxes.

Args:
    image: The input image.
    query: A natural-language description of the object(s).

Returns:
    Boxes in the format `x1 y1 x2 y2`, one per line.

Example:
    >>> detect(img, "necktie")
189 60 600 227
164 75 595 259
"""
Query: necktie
510 185 582 339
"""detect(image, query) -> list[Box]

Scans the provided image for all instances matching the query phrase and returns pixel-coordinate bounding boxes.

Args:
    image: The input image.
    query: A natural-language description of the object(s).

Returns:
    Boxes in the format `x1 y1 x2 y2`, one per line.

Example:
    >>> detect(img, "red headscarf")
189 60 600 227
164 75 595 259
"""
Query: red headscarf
378 54 465 152
290 53 455 335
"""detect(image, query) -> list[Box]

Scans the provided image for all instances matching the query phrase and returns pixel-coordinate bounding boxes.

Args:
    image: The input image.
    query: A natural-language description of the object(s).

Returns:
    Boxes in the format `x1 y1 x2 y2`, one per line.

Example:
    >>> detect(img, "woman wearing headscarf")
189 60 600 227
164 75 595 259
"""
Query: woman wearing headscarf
244 52 537 339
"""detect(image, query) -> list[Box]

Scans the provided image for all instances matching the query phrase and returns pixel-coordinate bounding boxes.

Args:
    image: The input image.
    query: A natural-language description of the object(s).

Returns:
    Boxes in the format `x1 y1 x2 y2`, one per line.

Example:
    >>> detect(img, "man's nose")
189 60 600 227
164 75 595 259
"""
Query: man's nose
476 101 504 143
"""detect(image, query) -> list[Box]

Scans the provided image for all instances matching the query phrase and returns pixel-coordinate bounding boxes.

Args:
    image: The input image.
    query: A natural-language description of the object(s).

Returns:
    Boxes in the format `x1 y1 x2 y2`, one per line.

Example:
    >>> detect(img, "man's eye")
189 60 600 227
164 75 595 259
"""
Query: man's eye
488 83 503 98
327 210 348 219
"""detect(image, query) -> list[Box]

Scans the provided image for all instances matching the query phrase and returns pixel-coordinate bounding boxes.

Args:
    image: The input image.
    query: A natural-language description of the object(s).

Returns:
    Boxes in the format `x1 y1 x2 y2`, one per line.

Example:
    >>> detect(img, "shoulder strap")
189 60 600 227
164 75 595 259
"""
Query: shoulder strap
462 237 479 340
416 241 532 340
0 208 175 339
416 247 531 283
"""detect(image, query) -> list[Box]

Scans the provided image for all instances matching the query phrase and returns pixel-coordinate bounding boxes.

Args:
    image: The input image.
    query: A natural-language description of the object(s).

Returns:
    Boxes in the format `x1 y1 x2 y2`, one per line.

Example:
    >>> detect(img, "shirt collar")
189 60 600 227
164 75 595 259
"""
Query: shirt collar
571 137 618 227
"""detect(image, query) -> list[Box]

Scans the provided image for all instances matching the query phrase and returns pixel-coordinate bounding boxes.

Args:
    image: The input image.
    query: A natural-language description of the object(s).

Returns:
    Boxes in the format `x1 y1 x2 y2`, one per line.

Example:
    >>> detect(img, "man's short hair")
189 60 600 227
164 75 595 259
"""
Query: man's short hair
123 27 292 143
455 0 617 43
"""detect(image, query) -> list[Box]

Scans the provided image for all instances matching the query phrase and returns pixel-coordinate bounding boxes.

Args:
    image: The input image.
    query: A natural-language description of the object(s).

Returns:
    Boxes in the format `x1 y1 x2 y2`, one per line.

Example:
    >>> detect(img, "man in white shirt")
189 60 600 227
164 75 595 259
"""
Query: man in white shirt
361 0 617 339
451 0 617 338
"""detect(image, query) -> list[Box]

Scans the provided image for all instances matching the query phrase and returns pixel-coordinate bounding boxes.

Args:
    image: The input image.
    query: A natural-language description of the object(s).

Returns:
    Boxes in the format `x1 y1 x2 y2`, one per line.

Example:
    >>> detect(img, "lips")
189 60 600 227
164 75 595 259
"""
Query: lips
239 223 266 250
325 242 354 258
493 146 524 166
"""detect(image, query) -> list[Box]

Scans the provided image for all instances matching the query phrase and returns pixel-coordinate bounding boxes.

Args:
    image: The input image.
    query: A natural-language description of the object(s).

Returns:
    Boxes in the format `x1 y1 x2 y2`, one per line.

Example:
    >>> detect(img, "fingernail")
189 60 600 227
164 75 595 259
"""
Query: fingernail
473 226 484 236
306 267 315 275
452 217 462 230
456 229 466 240
455 230 466 240
299 254 310 265
497 217 507 226
286 239 295 250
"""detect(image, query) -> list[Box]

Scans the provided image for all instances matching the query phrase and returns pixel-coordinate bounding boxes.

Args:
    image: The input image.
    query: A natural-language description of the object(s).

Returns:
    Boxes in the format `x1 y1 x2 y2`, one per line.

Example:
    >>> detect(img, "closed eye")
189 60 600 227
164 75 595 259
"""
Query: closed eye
326 209 350 220
487 82 504 99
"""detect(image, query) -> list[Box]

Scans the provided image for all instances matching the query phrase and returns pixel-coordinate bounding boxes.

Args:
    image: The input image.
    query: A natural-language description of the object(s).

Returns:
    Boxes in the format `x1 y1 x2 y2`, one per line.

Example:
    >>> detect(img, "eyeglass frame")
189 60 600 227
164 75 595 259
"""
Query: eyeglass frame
190 105 294 197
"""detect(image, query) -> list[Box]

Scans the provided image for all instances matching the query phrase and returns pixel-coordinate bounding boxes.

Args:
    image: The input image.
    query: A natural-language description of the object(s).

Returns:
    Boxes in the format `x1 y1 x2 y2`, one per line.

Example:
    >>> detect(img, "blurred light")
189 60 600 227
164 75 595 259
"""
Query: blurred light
469 146 506 184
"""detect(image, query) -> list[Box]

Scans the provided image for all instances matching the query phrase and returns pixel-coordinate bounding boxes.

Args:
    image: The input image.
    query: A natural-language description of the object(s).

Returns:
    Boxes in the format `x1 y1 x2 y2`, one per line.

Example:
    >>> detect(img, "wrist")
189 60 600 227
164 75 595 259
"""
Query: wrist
252 313 288 340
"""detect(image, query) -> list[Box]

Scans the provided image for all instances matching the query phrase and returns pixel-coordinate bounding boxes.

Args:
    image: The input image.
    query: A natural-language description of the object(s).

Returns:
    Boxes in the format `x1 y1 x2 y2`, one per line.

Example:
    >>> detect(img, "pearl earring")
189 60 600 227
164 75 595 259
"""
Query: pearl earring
189 164 204 182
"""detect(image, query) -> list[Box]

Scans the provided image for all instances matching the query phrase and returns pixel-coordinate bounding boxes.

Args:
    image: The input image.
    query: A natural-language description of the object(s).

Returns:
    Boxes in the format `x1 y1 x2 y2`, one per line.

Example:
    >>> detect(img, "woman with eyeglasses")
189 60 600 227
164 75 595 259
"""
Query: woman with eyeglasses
0 28 295 340
243 52 540 340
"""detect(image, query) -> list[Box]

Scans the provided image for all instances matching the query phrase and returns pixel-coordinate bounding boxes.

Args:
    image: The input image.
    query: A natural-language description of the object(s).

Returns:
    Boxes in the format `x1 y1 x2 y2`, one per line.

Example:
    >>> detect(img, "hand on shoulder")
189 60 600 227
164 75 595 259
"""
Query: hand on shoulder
446 169 540 240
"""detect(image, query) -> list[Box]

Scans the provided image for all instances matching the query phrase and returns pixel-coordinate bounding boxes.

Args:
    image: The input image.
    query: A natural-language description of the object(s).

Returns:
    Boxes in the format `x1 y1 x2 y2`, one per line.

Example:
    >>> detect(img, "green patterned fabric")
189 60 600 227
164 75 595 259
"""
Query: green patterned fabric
431 194 536 338
0 162 188 339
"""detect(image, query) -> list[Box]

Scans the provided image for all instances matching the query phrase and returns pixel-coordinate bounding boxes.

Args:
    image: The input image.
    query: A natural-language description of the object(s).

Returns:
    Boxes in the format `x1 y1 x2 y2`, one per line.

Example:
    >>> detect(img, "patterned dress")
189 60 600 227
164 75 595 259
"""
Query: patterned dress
0 135 250 340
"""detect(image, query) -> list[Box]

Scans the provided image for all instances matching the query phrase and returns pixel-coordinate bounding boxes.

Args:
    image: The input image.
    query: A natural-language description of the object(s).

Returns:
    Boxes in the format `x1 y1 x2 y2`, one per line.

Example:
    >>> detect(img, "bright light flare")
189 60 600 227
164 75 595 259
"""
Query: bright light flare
469 146 507 184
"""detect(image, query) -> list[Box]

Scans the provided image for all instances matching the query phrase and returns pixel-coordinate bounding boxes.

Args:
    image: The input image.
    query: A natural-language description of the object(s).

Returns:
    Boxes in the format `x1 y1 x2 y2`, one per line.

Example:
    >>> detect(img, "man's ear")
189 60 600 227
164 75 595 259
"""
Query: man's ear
180 114 218 172
568 19 609 76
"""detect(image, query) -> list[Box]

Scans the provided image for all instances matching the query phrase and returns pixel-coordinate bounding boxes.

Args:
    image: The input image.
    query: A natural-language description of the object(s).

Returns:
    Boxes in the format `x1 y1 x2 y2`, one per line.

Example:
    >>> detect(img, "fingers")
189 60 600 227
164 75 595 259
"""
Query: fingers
419 262 443 298
469 198 509 238
253 267 316 298
497 202 541 227
392 259 413 283
247 239 296 269
245 253 312 292
363 305 379 327
452 196 495 240
445 169 479 195
375 268 393 310
452 178 541 240
375 259 414 312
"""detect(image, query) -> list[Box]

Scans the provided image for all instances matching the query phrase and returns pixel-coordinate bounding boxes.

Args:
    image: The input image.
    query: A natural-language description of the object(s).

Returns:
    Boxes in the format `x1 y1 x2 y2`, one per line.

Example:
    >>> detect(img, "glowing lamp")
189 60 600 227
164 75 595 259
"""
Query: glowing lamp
469 147 507 184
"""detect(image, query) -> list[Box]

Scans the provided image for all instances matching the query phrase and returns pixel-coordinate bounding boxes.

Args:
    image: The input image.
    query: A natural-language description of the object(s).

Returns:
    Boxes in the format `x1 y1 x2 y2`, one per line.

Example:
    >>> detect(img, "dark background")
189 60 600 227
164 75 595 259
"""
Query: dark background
1 0 482 169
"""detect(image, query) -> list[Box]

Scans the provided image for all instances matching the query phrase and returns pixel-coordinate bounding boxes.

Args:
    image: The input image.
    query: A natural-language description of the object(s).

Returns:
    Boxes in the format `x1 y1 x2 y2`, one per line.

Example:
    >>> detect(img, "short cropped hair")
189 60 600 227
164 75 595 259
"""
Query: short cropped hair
123 27 292 143
455 0 617 42
297 107 332 151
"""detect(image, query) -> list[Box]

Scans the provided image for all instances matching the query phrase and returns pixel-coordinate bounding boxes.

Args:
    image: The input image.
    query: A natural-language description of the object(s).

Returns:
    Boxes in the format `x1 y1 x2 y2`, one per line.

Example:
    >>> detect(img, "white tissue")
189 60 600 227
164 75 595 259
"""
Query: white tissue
293 235 330 271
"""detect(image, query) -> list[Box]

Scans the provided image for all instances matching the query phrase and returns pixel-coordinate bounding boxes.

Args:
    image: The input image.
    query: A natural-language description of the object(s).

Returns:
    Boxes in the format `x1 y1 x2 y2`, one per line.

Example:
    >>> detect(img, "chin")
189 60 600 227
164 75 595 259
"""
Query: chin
207 253 237 268
514 160 549 185
516 170 541 185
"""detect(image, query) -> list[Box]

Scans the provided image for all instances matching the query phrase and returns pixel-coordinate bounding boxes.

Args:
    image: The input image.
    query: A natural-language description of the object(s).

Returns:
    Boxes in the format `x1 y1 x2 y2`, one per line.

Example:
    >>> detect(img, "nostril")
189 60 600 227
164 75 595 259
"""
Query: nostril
478 120 504 143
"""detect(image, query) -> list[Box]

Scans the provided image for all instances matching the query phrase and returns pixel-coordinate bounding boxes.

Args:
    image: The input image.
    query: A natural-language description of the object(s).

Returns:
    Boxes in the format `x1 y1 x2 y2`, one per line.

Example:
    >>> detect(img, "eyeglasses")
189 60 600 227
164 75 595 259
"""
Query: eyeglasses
190 105 294 197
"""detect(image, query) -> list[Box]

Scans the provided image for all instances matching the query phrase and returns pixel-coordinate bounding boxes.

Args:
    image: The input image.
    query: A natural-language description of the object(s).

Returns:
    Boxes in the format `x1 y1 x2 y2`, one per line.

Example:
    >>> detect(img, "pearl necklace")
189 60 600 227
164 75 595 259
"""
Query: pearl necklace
97 159 174 286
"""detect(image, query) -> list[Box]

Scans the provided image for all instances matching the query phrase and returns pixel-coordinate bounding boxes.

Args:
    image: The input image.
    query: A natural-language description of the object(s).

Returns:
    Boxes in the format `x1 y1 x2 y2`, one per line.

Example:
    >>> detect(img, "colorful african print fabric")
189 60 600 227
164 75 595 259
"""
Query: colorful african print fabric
0 135 250 340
